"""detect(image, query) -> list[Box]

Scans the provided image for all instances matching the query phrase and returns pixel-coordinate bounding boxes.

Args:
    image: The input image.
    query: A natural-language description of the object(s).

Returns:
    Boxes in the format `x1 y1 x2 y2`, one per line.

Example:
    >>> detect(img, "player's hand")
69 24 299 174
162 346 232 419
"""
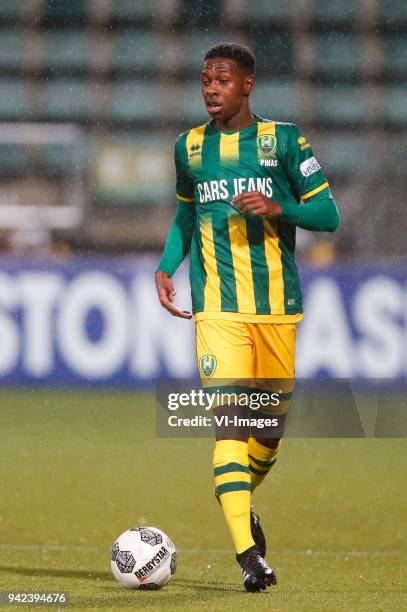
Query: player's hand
232 191 282 219
155 270 192 319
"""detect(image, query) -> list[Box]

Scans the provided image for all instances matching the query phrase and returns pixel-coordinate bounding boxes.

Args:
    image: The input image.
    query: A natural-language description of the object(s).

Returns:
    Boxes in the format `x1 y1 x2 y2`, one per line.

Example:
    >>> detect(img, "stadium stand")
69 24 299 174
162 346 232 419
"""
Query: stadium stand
0 0 404 256
244 1 293 24
313 33 364 78
0 0 25 22
111 31 164 72
41 80 97 120
108 0 155 22
0 30 27 70
315 85 368 124
43 30 93 72
0 80 32 119
310 0 358 25
252 81 299 122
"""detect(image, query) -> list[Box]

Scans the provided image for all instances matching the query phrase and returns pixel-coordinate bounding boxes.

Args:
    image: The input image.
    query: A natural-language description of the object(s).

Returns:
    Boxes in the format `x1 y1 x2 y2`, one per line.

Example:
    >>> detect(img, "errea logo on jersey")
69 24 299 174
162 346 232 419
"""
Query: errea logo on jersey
188 143 201 160
300 156 321 177
297 136 311 150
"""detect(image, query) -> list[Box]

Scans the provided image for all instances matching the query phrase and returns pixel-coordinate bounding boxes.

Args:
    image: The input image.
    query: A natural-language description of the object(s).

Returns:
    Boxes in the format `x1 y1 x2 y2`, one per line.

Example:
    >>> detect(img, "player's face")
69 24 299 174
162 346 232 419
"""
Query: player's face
201 58 254 122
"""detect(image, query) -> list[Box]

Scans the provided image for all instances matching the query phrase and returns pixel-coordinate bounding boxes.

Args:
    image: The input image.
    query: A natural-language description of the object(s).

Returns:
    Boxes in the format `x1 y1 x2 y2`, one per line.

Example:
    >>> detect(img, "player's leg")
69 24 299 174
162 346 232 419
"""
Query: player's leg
248 322 297 491
214 415 276 591
248 437 282 492
241 323 296 559
196 319 255 554
196 319 277 591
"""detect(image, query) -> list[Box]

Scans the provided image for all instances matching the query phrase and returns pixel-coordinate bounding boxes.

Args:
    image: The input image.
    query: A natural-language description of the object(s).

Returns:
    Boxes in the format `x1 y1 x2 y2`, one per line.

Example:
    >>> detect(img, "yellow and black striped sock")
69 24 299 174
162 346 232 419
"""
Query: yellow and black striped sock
213 439 255 554
248 438 282 492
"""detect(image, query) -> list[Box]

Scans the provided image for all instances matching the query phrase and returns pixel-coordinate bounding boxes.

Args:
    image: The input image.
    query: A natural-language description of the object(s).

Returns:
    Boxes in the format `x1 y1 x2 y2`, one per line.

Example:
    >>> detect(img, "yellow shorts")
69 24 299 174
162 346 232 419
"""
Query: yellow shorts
195 319 296 414
196 319 296 379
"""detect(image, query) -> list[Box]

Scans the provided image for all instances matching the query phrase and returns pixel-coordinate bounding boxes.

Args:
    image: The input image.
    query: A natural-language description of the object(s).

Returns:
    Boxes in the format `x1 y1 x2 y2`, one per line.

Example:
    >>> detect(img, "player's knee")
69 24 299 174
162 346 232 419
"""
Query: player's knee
214 404 250 442
254 436 281 450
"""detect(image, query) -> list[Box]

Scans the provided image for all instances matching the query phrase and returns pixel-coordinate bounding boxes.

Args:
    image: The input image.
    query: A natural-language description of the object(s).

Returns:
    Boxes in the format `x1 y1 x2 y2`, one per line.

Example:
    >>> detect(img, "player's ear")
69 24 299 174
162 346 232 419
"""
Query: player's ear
243 74 255 96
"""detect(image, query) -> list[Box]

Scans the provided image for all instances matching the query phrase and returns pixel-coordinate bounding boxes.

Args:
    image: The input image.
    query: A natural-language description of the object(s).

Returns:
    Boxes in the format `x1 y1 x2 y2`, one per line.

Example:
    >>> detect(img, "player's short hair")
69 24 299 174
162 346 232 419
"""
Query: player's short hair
204 42 256 74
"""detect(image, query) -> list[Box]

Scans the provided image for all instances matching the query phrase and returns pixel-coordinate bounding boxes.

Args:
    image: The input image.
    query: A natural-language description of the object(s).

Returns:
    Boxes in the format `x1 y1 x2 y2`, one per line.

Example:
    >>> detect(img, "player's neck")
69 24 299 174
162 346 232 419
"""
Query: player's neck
214 106 255 132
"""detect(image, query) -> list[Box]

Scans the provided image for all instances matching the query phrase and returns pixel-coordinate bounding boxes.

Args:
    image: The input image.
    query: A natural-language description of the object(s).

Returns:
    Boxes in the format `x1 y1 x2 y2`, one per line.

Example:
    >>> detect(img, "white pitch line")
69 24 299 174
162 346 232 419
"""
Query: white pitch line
178 548 407 558
0 544 406 559
0 544 98 552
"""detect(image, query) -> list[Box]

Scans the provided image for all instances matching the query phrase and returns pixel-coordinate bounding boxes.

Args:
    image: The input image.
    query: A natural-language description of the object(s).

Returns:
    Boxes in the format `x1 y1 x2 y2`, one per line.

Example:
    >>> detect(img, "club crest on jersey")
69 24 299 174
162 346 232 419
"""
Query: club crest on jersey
257 134 276 158
199 354 217 379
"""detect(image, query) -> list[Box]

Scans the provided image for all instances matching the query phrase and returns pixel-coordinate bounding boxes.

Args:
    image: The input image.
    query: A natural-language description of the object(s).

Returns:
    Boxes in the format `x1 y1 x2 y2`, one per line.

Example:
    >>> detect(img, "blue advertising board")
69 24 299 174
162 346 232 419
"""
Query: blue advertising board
0 256 404 386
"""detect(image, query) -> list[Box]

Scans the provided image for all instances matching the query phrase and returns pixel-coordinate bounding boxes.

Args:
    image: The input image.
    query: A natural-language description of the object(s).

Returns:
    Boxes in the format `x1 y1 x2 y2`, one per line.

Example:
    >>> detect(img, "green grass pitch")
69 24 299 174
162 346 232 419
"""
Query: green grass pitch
0 391 406 611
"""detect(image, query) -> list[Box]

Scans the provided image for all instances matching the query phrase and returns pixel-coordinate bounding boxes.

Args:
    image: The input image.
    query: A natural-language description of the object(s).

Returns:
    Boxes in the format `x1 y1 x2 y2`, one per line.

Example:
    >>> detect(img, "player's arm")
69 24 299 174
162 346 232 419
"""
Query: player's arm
155 136 195 319
157 202 195 277
277 188 339 232
279 124 339 231
156 202 195 319
232 189 339 232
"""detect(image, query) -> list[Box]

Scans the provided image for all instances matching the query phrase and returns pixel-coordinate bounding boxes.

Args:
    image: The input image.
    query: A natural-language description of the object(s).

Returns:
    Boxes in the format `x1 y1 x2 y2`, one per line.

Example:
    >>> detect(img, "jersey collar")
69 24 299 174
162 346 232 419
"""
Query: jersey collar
207 114 263 135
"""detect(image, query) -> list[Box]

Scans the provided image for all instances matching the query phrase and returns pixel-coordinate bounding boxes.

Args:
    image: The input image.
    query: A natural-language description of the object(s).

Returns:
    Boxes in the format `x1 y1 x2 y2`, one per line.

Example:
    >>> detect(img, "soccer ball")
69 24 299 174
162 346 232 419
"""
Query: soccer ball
111 526 177 590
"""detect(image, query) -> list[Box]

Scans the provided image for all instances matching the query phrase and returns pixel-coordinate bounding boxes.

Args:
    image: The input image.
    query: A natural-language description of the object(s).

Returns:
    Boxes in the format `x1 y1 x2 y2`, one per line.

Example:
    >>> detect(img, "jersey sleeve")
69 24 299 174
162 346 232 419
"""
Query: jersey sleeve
282 124 329 201
175 133 195 203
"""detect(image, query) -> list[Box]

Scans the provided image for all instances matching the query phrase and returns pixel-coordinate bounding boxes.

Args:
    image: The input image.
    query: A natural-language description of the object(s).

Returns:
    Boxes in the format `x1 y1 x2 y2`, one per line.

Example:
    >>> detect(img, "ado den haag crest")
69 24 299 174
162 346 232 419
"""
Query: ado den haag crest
199 354 217 379
257 134 276 158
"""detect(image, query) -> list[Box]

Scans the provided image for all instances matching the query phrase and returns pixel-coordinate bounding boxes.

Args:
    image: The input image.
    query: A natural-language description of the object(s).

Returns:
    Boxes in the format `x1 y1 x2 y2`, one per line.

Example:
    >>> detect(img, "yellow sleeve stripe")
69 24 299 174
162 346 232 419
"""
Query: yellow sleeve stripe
176 193 195 202
301 181 329 200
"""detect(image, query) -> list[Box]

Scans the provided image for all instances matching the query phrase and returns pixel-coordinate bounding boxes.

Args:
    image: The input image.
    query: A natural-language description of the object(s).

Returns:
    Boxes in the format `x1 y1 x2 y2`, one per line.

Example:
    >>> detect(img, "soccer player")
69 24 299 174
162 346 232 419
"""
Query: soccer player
155 42 339 592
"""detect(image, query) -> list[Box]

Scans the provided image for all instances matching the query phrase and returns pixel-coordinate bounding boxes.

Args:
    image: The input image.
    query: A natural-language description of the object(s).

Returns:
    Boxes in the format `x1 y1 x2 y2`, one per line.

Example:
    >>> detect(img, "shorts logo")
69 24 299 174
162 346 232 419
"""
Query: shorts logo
257 134 276 158
199 354 217 379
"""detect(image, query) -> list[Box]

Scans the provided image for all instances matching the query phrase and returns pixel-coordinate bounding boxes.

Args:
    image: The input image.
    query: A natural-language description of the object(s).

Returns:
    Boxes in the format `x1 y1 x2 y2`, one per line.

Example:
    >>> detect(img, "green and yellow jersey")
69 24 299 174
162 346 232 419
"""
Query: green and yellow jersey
175 115 330 323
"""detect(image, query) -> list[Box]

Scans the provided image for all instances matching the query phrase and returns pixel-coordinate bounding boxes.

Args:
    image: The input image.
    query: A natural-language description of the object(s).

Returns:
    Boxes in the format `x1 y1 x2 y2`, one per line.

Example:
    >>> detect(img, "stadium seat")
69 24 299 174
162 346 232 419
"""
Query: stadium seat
383 35 407 74
317 134 370 173
310 0 357 24
111 31 163 71
180 32 224 70
41 0 88 23
44 143 82 173
108 0 154 21
0 0 25 21
384 87 407 123
172 84 208 124
248 31 294 76
313 33 362 77
109 82 166 121
0 145 29 174
43 30 92 71
379 0 407 24
0 79 31 119
42 80 96 120
316 86 367 123
252 80 299 122
244 0 291 23
0 31 26 70
177 0 221 26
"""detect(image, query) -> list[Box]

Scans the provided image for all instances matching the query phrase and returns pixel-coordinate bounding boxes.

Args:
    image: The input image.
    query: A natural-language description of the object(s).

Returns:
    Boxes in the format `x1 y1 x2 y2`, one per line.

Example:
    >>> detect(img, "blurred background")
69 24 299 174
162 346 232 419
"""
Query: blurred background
0 0 405 385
